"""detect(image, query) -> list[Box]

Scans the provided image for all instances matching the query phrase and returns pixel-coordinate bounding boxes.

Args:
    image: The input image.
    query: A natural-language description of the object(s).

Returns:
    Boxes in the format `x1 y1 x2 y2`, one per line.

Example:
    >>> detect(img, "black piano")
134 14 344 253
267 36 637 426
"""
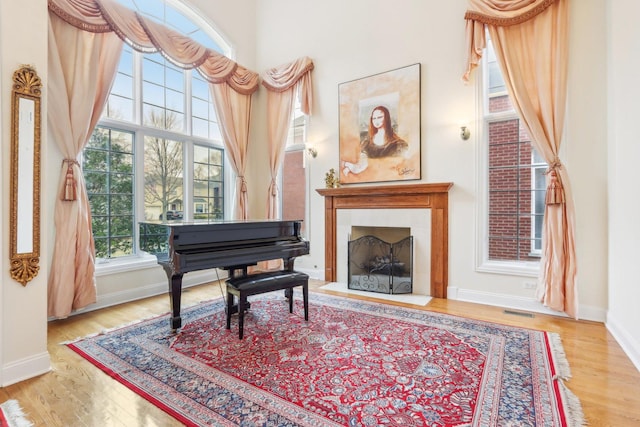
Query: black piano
139 219 309 330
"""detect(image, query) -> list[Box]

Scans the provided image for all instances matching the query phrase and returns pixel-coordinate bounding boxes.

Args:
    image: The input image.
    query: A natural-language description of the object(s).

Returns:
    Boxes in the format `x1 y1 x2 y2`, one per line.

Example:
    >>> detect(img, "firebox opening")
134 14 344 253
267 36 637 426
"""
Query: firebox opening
348 226 413 295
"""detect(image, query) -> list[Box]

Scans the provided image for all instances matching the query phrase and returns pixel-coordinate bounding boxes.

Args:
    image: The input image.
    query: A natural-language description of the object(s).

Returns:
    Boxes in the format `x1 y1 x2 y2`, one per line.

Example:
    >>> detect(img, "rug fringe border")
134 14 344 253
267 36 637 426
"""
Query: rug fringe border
548 332 587 427
0 399 34 427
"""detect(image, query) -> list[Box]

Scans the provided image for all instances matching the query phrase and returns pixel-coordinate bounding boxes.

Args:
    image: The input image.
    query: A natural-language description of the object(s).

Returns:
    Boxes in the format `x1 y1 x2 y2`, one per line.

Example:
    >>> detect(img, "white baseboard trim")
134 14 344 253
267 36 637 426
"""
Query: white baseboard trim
67 269 229 317
295 267 324 280
1 351 51 387
448 286 607 323
606 312 640 373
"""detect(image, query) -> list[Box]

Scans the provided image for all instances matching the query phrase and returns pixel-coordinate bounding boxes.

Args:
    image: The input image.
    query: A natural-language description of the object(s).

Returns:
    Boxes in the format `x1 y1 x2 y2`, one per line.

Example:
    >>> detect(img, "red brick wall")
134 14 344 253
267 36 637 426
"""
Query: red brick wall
487 96 538 261
282 150 306 235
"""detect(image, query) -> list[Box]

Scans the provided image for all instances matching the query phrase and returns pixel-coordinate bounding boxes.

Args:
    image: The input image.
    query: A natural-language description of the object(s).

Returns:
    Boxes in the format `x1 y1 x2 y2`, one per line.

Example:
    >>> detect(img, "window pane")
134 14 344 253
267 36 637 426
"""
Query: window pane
143 56 164 85
143 81 164 107
487 38 506 95
142 104 164 128
192 118 209 138
84 127 135 258
193 144 224 220
142 54 186 132
106 95 133 122
166 67 184 92
484 33 547 262
166 89 184 113
282 150 306 236
210 123 222 141
191 73 218 139
286 98 306 146
144 136 184 221
192 98 209 119
486 116 546 261
106 46 134 121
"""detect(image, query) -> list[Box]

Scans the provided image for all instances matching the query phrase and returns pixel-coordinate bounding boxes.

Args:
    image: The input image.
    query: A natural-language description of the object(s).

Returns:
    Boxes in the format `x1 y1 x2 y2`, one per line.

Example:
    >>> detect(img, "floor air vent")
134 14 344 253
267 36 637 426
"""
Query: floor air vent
503 309 535 318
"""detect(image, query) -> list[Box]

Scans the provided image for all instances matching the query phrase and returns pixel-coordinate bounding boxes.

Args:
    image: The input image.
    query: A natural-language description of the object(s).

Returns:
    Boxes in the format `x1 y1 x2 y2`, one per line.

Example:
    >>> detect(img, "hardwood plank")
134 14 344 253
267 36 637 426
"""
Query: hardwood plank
2 279 638 426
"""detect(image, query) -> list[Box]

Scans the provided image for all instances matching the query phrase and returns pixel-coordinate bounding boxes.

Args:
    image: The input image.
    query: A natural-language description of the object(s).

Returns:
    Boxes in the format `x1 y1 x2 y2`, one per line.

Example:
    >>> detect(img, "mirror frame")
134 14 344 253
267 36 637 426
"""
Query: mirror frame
10 65 42 286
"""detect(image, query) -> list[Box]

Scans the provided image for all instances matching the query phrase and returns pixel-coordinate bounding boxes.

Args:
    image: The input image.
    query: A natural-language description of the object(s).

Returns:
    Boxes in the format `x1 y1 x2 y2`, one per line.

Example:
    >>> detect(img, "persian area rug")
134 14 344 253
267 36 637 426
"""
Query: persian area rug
0 400 33 427
66 293 585 426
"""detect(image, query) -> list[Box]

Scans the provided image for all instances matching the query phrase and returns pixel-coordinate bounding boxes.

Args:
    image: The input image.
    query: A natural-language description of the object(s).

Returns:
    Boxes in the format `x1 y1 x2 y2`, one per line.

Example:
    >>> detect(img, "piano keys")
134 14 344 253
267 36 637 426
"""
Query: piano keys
139 219 310 330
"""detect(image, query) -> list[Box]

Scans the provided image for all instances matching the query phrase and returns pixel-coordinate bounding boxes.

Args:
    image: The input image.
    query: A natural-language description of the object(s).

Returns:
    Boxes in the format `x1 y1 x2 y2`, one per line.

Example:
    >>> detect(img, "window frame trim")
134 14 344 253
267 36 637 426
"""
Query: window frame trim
475 54 541 278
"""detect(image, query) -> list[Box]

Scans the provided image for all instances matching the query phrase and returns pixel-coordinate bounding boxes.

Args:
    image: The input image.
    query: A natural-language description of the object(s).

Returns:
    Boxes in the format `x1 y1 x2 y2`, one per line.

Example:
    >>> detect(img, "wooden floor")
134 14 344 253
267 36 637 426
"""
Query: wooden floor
2 279 639 426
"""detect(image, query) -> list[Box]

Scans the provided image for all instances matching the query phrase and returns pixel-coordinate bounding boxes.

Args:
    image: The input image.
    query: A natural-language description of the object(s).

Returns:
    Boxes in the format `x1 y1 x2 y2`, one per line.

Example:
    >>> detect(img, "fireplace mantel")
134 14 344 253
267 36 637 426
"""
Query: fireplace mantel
316 182 453 298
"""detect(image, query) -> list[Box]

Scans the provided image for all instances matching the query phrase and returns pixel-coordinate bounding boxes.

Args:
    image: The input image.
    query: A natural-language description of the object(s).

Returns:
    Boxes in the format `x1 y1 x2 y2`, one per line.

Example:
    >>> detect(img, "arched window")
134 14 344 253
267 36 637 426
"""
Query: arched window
83 1 231 261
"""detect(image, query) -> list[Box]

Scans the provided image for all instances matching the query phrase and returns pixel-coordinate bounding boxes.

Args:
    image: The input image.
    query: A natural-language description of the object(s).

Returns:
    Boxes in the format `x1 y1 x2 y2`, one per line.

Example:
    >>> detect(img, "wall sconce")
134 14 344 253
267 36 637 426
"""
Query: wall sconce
460 126 471 141
306 146 318 158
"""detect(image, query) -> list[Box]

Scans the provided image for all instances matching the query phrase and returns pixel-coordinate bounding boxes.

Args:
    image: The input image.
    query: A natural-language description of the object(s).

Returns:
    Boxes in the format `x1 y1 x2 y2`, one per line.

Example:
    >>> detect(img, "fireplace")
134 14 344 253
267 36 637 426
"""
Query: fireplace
316 183 453 298
348 226 413 294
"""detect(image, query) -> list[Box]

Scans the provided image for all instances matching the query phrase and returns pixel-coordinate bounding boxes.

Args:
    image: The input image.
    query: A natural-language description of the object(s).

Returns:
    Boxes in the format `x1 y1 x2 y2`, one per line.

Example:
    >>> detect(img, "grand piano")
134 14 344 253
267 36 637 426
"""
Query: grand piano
139 219 309 330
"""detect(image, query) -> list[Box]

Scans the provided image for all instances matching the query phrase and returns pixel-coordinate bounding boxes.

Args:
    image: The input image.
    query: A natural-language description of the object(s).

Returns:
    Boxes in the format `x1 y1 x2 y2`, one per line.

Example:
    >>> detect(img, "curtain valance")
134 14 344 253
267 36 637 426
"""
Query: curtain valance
465 0 558 26
463 0 559 82
261 56 314 115
48 0 259 95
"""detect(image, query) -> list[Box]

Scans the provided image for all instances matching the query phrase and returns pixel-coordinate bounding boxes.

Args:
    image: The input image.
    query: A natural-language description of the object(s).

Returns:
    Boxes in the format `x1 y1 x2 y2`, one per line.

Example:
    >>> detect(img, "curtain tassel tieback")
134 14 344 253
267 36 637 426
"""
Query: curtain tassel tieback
62 159 80 202
238 176 247 193
544 159 565 205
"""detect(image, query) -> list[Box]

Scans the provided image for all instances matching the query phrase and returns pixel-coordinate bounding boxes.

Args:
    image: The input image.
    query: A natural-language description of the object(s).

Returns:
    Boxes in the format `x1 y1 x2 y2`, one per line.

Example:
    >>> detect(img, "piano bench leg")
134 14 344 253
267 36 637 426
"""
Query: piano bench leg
303 282 309 321
289 290 294 313
238 296 247 340
226 292 235 330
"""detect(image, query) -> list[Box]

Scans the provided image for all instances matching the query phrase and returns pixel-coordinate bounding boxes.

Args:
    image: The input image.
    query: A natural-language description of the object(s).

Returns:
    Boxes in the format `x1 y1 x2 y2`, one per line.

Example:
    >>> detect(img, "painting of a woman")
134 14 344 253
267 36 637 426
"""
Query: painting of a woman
342 105 408 176
338 63 421 184
362 105 408 158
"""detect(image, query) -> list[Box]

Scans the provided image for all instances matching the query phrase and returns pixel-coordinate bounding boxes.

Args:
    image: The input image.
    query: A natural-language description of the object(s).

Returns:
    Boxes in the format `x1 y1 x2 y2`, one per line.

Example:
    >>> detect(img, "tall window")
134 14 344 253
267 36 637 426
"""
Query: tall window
84 1 230 260
281 99 308 237
482 36 546 269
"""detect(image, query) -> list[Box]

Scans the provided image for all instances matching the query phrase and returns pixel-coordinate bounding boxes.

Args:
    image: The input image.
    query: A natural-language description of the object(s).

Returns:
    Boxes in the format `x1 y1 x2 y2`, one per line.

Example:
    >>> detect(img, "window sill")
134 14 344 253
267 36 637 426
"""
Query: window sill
95 252 159 276
476 259 540 278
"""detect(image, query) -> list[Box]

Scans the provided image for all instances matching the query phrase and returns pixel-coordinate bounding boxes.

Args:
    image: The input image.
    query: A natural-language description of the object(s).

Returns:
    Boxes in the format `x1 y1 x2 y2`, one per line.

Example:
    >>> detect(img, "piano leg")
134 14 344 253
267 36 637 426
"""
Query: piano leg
168 273 184 331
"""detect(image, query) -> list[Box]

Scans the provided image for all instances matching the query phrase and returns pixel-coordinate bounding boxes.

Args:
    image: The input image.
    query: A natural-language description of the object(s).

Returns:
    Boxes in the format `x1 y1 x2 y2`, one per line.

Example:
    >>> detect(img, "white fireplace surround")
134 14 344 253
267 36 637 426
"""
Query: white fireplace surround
336 209 432 296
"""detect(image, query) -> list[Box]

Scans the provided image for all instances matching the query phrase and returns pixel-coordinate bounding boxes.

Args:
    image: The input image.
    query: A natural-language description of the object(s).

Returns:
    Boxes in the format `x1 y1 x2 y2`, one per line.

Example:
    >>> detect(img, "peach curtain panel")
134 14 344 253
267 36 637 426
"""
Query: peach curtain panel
47 0 259 316
463 0 578 318
47 11 124 318
261 57 314 219
210 84 252 219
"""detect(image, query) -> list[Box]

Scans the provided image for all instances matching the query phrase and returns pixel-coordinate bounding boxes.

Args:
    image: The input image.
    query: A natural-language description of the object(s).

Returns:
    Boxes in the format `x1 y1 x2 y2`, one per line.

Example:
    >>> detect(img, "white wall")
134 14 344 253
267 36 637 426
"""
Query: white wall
252 0 610 321
1 0 50 385
606 0 640 370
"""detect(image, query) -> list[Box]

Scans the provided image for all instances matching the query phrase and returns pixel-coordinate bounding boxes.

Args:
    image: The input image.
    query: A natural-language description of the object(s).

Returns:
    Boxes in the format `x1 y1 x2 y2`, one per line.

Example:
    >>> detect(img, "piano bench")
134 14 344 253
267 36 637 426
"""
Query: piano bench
225 270 309 339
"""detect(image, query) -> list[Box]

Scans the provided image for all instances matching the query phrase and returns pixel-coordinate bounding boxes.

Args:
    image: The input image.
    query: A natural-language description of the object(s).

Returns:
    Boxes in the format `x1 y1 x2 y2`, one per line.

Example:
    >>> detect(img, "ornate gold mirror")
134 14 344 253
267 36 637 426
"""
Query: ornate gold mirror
10 66 42 286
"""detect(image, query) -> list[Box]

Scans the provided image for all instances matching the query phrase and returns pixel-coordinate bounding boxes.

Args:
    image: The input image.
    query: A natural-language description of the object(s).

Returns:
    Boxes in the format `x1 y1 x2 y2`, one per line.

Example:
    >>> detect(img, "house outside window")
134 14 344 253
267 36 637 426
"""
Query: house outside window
83 1 230 261
480 36 547 274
